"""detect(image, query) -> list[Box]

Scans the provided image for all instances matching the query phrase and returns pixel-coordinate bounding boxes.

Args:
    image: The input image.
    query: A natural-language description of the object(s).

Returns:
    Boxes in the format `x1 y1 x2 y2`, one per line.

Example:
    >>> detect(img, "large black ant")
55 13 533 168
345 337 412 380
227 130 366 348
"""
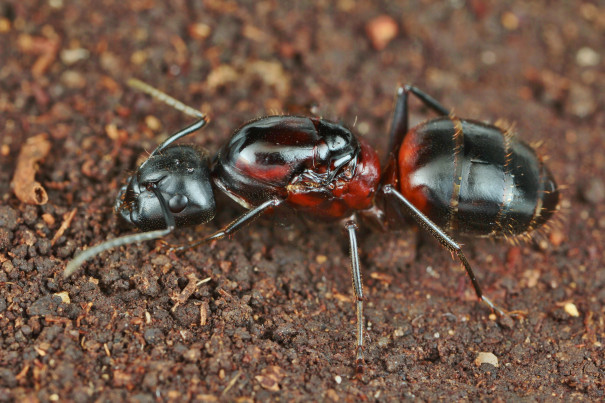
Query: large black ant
65 79 559 374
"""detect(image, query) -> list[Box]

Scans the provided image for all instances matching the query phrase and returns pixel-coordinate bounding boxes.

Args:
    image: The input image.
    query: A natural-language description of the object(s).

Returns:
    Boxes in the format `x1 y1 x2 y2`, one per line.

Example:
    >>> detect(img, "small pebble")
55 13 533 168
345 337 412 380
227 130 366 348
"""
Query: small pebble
568 83 596 118
576 47 600 67
501 12 519 30
42 213 55 226
207 65 239 90
145 115 162 131
105 124 119 140
580 178 605 205
366 15 398 50
60 48 90 65
564 302 579 317
549 229 565 247
0 17 10 33
130 50 148 65
475 352 499 368
61 70 87 88
189 23 212 40
54 291 70 304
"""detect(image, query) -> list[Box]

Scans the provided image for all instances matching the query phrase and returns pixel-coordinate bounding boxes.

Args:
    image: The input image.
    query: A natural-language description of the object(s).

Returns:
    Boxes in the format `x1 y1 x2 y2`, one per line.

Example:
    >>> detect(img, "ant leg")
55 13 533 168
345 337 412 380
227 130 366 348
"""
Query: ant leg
169 199 282 252
386 85 450 160
345 220 365 375
381 185 511 317
65 184 175 277
403 85 450 116
126 78 209 156
386 86 410 156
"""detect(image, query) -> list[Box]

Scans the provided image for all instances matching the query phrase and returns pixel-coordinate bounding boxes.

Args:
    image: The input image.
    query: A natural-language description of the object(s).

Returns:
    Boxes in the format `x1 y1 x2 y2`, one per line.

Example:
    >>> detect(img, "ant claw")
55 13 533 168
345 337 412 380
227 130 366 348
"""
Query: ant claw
354 347 365 378
505 309 528 319
480 296 513 318
160 241 181 254
480 295 527 327
355 363 364 376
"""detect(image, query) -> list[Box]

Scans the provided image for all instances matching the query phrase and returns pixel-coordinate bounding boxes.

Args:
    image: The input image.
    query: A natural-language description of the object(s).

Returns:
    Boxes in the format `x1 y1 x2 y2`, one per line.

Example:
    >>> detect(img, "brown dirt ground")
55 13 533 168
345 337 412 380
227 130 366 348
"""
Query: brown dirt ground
1 1 604 401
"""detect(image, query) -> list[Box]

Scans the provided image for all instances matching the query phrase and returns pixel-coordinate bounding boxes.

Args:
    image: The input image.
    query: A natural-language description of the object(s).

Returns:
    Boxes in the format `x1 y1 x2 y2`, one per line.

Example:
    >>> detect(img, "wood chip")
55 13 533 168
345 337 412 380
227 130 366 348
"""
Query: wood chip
200 301 208 326
222 371 241 396
51 208 77 246
17 34 60 77
11 133 51 205
255 366 286 392
171 273 211 311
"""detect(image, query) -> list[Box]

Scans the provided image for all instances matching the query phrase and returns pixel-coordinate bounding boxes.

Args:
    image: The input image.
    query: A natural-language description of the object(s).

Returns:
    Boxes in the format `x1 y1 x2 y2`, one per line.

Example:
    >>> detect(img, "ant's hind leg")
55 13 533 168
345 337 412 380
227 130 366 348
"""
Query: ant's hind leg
381 185 523 319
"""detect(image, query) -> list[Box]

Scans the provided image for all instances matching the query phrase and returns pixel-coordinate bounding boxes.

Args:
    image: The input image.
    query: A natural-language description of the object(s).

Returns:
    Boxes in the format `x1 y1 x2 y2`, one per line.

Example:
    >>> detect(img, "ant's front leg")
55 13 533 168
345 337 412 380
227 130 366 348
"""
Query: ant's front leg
167 199 283 252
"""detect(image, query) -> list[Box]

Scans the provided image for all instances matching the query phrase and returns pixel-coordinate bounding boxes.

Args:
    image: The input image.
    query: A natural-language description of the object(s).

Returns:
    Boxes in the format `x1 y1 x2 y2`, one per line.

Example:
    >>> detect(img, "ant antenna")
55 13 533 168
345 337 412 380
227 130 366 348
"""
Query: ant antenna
65 80 210 277
127 78 205 120
64 185 175 277
126 78 209 156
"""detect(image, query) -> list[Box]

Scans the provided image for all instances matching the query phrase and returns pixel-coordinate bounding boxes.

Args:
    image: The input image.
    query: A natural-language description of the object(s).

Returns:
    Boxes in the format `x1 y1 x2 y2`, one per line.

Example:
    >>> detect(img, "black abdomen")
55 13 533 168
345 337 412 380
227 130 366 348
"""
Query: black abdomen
396 117 558 237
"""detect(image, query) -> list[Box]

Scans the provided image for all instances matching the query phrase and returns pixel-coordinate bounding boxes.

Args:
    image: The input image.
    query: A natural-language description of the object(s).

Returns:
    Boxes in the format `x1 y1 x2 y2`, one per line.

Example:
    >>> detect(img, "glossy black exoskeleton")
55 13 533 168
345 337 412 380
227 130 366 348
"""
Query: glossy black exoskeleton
66 79 559 374
117 145 216 230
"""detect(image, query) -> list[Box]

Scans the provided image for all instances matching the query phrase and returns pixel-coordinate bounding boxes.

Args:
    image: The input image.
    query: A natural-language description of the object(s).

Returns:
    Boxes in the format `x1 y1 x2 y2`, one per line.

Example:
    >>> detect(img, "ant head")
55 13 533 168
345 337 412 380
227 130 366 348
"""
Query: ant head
116 145 216 231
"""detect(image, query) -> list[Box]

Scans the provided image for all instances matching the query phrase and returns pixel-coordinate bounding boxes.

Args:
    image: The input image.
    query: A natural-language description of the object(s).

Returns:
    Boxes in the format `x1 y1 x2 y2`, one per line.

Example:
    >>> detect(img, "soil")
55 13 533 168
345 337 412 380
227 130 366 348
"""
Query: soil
1 1 603 401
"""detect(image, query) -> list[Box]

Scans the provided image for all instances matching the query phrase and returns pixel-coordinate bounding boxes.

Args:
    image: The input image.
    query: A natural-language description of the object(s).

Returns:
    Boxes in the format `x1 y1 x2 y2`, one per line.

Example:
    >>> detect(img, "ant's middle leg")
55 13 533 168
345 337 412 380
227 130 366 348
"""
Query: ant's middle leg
344 219 366 375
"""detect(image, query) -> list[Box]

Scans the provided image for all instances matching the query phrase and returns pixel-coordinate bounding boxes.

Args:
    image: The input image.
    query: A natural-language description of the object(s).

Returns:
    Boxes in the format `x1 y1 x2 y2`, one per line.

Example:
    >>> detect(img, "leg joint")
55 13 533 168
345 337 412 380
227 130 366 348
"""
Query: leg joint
382 184 394 194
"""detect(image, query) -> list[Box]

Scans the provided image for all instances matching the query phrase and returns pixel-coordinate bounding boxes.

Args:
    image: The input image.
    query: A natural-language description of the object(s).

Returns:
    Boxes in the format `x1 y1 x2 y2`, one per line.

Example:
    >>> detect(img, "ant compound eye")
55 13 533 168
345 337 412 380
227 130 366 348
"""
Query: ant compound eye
168 194 189 213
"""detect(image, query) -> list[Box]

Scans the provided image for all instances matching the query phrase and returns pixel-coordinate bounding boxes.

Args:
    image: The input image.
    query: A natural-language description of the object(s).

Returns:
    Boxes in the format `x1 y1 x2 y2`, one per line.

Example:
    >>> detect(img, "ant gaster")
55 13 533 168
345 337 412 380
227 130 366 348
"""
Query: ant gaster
66 79 559 374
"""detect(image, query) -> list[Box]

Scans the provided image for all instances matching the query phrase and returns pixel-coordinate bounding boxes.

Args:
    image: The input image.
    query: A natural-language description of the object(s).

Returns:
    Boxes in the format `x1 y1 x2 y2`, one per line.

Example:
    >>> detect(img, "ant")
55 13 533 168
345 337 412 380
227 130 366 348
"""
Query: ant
65 78 559 374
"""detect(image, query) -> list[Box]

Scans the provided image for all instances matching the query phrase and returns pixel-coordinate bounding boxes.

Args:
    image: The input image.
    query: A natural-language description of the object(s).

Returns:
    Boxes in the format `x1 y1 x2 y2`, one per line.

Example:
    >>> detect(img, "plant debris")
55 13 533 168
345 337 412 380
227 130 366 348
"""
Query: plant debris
10 133 51 205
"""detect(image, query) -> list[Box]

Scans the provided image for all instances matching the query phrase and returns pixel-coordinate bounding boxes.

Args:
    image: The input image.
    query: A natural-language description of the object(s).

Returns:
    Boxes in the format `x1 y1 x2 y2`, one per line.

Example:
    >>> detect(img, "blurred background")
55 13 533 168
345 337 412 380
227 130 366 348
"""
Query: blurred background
0 1 603 400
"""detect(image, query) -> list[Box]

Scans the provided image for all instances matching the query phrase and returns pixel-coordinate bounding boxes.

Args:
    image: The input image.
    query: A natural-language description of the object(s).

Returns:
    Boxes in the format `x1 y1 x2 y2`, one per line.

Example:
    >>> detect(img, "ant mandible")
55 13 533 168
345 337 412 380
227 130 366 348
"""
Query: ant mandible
65 78 559 374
